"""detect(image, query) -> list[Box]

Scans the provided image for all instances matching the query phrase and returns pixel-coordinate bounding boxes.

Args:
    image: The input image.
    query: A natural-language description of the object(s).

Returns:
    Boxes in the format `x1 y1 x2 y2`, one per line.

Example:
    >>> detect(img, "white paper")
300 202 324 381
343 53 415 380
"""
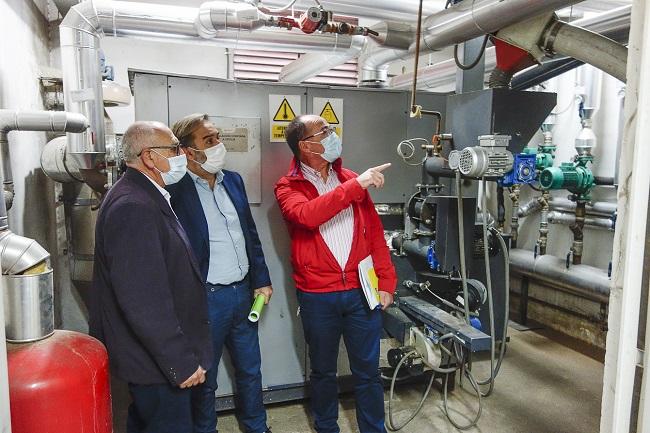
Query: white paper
358 255 380 310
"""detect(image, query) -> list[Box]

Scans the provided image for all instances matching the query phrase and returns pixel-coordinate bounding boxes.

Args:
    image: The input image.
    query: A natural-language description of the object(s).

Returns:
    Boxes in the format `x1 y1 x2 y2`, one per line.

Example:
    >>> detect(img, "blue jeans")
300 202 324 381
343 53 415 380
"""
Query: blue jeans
298 289 387 433
193 278 268 433
127 382 204 433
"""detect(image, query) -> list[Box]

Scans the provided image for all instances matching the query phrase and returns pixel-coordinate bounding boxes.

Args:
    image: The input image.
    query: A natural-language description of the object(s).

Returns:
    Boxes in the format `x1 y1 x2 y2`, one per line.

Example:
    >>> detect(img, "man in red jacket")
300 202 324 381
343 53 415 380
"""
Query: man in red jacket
275 114 397 433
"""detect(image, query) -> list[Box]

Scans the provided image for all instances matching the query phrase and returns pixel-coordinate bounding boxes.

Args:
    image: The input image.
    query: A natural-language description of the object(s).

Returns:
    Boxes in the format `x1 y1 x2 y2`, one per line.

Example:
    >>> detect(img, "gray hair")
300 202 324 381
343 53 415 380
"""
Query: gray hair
172 113 210 148
122 121 167 162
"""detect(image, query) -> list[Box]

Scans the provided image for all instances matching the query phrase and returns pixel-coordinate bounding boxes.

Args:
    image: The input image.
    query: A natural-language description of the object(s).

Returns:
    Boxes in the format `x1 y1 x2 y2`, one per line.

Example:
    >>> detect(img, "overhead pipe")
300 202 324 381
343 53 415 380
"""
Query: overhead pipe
0 110 88 276
60 0 356 174
255 0 445 24
280 19 415 86
541 21 628 83
370 0 582 88
510 249 610 302
389 5 631 90
0 110 88 225
512 57 583 91
278 35 366 83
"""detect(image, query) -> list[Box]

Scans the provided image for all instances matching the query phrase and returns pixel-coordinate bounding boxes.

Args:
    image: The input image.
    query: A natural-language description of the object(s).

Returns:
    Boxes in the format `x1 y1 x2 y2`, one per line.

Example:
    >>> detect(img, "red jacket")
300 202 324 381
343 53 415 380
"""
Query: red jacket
274 157 397 294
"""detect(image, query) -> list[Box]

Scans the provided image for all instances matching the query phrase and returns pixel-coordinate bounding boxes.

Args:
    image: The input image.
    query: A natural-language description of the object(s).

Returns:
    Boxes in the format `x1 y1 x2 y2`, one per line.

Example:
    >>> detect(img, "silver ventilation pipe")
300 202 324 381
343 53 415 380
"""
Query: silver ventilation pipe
414 0 582 53
196 1 272 36
276 11 418 85
547 210 615 231
256 0 445 24
279 35 366 83
280 18 414 86
541 21 628 83
60 0 355 174
357 21 414 87
0 110 89 228
360 0 581 88
389 5 631 90
0 110 87 343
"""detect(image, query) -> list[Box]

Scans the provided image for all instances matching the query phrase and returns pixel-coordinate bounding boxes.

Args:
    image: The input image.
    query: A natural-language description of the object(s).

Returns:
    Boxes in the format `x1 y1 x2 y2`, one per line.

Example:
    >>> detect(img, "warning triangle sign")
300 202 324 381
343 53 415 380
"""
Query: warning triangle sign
319 101 340 124
273 98 297 122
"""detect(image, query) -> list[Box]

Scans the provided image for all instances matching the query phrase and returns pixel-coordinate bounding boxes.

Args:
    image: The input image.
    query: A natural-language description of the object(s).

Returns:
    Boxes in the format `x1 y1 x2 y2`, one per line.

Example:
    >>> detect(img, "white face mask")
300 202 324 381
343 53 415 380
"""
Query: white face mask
152 151 187 185
195 144 227 174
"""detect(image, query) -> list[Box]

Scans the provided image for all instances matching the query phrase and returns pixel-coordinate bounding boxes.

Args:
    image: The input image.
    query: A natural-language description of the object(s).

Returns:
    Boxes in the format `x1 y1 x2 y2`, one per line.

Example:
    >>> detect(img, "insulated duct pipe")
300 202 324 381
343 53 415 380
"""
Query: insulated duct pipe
413 0 582 53
0 110 88 276
0 110 89 226
60 0 355 172
541 21 628 83
357 22 416 87
510 248 610 301
516 196 616 218
362 0 581 87
389 5 631 90
279 35 366 83
547 210 615 230
257 0 445 24
280 19 414 85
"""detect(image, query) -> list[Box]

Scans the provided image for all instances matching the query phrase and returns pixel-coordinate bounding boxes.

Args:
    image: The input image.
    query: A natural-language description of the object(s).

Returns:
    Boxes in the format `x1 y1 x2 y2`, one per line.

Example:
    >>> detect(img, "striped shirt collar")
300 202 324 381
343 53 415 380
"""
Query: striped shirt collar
300 162 333 183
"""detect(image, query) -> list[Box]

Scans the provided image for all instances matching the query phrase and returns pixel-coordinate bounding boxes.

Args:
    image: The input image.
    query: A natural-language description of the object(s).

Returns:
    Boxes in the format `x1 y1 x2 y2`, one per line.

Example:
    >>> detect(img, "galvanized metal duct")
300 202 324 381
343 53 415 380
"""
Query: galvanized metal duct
541 21 628 83
279 19 416 84
389 5 631 90
361 0 582 87
278 35 366 83
0 109 88 277
415 0 582 53
196 1 271 36
510 248 610 301
0 110 88 228
547 210 615 230
60 0 355 172
256 0 445 24
517 196 616 218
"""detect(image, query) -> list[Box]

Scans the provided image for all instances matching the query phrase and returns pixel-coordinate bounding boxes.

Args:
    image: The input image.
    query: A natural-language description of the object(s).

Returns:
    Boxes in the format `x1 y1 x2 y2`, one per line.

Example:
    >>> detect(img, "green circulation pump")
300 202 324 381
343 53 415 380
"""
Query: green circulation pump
522 147 555 171
539 161 595 200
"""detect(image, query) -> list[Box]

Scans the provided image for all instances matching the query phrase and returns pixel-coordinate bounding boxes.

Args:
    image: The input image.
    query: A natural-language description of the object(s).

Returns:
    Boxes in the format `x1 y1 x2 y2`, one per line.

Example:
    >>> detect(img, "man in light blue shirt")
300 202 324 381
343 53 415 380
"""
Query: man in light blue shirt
167 114 273 433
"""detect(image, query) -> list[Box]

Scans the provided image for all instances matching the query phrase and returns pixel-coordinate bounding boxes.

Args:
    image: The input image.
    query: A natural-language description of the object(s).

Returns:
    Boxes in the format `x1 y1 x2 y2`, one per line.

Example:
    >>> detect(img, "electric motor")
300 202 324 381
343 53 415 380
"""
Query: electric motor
449 134 514 178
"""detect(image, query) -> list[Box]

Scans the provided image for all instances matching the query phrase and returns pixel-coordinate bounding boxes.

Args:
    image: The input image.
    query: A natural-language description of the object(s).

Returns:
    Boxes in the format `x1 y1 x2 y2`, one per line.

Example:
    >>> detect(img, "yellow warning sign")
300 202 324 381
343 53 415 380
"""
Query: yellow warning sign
272 125 289 140
273 98 297 122
319 101 340 124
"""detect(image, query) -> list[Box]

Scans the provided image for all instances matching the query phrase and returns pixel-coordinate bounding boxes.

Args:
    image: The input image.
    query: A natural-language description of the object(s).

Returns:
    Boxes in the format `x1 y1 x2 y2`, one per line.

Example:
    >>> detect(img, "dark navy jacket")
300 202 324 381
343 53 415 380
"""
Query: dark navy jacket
167 170 272 290
90 168 213 386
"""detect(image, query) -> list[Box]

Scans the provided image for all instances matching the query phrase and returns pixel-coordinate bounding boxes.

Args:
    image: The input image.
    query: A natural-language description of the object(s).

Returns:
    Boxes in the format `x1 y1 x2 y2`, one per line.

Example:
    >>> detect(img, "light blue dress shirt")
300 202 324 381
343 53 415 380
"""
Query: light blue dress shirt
189 170 249 285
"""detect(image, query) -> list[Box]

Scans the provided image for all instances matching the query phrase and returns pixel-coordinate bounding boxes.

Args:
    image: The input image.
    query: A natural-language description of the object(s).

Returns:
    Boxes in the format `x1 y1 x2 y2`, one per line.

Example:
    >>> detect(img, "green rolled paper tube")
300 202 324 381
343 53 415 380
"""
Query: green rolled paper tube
248 294 266 322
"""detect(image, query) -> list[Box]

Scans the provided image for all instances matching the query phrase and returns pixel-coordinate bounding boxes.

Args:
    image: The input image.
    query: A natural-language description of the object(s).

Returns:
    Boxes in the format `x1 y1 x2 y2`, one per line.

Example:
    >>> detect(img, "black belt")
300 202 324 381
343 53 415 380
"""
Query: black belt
206 274 248 288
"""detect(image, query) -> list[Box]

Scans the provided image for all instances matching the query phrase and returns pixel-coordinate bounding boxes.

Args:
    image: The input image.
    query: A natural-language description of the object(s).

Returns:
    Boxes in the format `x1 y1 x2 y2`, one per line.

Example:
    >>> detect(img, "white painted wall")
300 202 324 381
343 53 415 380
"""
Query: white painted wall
0 1 55 429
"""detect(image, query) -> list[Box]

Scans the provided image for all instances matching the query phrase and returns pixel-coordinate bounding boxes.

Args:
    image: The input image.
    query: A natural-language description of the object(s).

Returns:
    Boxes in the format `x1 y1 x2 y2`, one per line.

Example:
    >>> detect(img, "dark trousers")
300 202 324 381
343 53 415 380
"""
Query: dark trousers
127 382 204 433
298 289 387 433
193 278 268 433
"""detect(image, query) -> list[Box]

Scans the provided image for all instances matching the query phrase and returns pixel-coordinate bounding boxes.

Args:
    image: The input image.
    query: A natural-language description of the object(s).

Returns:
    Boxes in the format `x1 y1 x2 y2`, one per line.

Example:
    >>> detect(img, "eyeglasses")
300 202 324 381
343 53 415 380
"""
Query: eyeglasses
301 126 335 142
138 143 181 157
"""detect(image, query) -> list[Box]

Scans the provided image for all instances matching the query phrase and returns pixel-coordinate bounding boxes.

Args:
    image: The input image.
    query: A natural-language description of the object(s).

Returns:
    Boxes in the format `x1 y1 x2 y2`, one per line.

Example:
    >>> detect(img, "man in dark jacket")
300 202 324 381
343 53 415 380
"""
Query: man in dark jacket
275 114 396 433
167 113 273 433
91 121 213 433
